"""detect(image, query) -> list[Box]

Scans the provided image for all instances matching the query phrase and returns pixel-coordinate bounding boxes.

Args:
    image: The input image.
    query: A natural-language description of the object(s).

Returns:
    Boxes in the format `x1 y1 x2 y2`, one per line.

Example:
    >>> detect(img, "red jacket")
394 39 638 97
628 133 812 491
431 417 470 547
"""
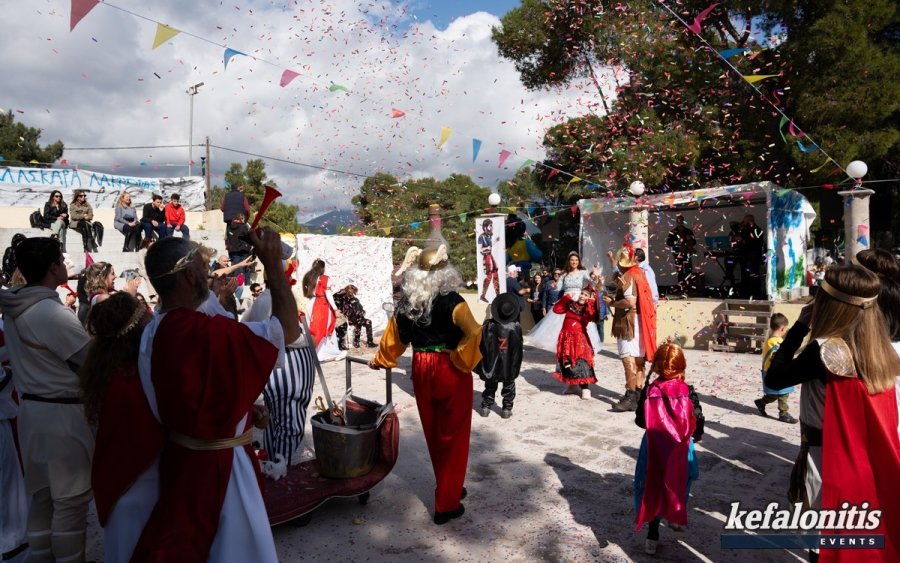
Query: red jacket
165 203 185 227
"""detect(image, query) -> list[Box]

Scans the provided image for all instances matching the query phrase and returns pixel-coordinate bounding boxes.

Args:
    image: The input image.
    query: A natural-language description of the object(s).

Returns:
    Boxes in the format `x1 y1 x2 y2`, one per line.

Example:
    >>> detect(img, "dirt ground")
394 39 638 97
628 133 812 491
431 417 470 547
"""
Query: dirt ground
86 343 808 562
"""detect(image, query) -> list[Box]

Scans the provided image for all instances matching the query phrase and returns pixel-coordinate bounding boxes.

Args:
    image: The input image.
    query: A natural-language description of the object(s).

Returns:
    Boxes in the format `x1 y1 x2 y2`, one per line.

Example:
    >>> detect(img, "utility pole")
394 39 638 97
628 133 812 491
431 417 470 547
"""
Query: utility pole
205 136 212 209
187 82 204 176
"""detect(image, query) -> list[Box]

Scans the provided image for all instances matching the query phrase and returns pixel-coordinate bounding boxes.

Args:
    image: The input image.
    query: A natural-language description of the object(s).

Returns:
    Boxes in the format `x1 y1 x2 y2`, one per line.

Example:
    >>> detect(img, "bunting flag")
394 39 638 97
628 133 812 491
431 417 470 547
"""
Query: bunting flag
796 138 818 153
778 115 789 143
810 157 832 173
382 227 391 235
279 70 300 87
719 48 747 60
472 138 482 162
328 84 349 92
391 108 406 118
498 149 511 168
685 3 719 34
70 0 100 31
565 176 582 190
152 23 180 49
437 127 452 149
223 48 245 71
743 74 779 84
518 159 535 171
459 212 467 223
547 169 560 180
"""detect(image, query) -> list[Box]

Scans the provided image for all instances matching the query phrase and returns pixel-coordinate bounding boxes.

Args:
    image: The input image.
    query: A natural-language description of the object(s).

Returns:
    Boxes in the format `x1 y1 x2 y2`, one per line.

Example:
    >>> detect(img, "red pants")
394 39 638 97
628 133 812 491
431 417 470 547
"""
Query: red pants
411 351 473 513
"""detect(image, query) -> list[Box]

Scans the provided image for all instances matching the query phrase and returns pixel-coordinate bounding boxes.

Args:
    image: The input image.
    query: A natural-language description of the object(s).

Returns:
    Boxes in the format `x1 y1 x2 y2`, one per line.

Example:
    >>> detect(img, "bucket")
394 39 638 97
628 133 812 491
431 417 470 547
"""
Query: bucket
311 398 381 478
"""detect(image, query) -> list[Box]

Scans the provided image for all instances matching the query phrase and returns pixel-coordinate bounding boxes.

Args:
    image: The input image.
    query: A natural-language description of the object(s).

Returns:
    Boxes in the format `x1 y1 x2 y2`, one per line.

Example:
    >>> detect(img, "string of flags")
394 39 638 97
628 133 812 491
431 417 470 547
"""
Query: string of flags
657 0 848 179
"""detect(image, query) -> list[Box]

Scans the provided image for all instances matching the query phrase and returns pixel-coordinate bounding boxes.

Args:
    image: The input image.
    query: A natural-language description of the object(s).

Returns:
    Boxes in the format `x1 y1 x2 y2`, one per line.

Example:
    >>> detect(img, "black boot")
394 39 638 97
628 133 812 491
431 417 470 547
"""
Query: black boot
612 390 638 412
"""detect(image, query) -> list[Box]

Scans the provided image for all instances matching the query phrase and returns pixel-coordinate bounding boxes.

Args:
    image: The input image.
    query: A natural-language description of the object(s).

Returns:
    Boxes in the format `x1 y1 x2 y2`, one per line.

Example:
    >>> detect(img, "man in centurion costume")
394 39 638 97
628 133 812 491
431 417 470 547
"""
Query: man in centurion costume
370 245 482 525
606 246 658 412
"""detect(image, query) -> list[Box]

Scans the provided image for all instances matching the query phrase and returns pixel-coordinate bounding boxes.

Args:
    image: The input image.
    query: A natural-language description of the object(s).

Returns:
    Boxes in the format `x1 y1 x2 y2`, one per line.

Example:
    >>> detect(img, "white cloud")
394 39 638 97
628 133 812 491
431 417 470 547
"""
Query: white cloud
3 0 610 217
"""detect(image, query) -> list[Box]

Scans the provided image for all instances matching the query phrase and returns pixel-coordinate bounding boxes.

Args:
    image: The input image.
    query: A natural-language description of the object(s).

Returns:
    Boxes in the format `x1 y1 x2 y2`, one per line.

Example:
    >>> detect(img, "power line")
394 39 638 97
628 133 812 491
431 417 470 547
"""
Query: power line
64 144 197 150
210 144 373 180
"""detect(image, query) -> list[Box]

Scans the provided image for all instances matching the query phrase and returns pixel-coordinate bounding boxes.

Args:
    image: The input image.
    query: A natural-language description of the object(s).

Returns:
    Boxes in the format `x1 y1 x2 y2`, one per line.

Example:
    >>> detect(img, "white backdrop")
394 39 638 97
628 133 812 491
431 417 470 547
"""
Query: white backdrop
475 214 507 304
0 167 206 210
293 234 394 332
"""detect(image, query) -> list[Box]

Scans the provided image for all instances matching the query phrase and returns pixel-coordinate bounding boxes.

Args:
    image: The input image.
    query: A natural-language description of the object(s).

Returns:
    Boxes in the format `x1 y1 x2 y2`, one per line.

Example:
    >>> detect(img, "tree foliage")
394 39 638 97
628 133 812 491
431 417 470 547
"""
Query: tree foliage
493 0 900 200
0 111 64 166
216 159 302 232
353 173 491 281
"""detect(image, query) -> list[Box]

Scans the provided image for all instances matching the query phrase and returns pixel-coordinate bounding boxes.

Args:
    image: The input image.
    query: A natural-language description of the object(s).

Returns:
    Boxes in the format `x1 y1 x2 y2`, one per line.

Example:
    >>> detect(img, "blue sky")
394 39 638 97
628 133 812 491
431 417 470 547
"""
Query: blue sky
409 0 522 28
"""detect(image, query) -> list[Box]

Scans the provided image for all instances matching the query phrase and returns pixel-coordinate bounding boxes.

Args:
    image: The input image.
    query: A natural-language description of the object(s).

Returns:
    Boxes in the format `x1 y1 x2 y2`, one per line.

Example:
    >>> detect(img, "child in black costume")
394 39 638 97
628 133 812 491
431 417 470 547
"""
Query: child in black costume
475 293 523 419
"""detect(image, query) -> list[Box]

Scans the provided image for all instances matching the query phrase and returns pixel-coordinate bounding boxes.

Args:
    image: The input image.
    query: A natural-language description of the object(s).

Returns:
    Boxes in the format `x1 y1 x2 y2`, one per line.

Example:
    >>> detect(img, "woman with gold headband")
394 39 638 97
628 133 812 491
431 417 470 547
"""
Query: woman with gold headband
369 245 482 525
633 340 702 555
765 264 900 562
78 292 165 562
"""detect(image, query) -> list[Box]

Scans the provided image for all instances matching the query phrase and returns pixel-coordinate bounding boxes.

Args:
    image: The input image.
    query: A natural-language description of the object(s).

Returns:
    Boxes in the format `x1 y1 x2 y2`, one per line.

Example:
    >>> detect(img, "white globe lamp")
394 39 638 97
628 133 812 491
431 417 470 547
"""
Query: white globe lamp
488 192 501 206
846 160 867 183
629 181 645 197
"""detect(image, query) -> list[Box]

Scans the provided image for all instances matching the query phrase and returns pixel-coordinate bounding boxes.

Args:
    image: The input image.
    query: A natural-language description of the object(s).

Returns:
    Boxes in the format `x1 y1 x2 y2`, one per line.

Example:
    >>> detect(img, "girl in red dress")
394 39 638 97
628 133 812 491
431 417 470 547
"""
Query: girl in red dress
552 287 598 399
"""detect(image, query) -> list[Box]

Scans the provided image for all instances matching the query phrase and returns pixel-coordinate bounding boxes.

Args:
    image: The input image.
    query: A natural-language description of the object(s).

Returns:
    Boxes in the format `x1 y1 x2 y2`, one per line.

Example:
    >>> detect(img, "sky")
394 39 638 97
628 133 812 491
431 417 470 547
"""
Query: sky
2 0 616 219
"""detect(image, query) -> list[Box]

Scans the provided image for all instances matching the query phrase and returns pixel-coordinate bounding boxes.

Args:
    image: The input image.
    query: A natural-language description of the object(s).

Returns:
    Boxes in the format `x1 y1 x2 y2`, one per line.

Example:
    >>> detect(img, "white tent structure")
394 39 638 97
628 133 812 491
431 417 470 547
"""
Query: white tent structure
578 181 816 301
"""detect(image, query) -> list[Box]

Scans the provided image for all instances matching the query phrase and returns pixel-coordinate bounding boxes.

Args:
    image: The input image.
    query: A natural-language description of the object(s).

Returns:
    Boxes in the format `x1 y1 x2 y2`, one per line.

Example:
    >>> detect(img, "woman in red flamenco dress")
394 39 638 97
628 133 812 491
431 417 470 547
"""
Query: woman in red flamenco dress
302 259 344 362
552 287 598 399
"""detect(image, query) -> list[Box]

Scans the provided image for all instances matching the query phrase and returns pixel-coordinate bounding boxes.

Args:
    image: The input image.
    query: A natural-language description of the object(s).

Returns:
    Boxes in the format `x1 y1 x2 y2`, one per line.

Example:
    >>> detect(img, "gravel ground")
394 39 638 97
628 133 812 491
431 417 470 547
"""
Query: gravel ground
86 343 807 562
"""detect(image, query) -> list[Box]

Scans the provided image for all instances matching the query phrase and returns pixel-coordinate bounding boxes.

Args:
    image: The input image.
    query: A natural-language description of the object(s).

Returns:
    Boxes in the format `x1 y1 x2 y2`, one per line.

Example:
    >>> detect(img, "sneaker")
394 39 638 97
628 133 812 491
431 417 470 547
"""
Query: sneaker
644 538 658 555
434 503 465 525
779 412 798 424
754 398 767 416
500 408 513 419
612 390 637 412
479 406 490 417
580 388 591 400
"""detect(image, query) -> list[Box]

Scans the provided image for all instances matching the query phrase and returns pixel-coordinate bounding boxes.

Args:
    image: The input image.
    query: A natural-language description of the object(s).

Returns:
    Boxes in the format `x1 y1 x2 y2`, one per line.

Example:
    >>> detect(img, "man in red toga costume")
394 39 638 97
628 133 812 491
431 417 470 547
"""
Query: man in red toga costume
125 228 300 562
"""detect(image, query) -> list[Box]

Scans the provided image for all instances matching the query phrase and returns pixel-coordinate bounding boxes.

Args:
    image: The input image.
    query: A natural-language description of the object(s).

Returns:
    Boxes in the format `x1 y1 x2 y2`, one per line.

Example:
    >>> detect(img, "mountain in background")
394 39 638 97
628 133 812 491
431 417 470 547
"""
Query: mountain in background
301 209 360 235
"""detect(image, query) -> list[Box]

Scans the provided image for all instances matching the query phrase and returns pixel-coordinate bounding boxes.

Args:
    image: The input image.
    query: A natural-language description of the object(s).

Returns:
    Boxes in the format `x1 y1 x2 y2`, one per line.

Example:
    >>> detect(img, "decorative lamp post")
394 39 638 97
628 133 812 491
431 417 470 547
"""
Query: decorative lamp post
839 160 873 261
629 181 649 260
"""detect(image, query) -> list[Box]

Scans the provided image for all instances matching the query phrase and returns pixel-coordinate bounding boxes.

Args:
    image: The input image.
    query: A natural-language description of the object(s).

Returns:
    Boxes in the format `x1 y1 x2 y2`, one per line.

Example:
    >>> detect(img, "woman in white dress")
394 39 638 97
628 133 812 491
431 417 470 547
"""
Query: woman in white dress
526 251 602 352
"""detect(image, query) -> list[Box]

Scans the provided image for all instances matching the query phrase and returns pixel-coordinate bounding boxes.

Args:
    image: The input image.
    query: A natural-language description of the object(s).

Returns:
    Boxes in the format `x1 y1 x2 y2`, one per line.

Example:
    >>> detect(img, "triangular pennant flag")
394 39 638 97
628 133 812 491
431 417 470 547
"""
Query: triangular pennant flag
280 69 300 87
517 159 535 171
810 157 832 173
472 139 482 163
71 0 100 31
391 108 406 118
547 169 560 180
719 48 747 60
223 48 246 71
686 3 719 34
743 74 778 84
382 227 391 235
507 207 516 213
566 176 582 190
498 150 511 168
796 138 818 153
437 127 452 149
329 83 349 92
778 115 789 143
459 212 467 223
152 23 180 49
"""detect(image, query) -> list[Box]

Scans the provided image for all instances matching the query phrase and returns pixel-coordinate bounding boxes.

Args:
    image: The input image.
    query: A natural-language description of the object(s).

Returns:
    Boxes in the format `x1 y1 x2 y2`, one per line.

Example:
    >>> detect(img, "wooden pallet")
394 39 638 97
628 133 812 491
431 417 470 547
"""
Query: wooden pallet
708 300 774 354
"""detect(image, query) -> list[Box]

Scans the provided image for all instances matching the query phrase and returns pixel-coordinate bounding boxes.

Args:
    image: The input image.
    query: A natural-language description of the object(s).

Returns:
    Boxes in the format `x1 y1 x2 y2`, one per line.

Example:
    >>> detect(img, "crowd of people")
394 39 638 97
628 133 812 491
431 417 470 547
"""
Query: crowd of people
0 197 898 561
